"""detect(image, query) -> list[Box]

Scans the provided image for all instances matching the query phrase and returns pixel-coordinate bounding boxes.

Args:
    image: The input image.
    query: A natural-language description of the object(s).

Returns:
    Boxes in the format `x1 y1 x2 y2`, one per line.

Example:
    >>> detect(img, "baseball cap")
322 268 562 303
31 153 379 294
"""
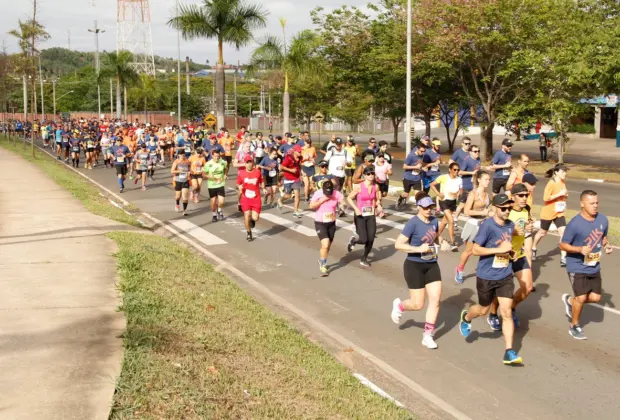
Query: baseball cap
363 165 375 175
510 183 529 195
523 173 538 185
244 155 254 163
318 160 328 167
502 138 513 147
492 193 514 207
364 154 375 162
322 180 334 195
421 135 430 141
416 196 434 208
334 137 343 144
293 144 302 152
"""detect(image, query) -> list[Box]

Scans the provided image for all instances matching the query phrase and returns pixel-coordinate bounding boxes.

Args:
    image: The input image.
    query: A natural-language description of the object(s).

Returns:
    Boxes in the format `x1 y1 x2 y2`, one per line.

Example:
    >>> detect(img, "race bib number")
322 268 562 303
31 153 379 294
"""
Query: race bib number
72 146 80 152
178 172 188 181
411 169 419 176
185 147 192 154
149 153 157 158
421 245 439 261
555 201 566 212
430 164 439 172
245 189 256 199
336 166 344 171
116 156 125 163
322 212 335 223
502 169 510 176
362 206 375 217
269 170 277 177
493 253 511 268
584 251 601 267
304 161 314 167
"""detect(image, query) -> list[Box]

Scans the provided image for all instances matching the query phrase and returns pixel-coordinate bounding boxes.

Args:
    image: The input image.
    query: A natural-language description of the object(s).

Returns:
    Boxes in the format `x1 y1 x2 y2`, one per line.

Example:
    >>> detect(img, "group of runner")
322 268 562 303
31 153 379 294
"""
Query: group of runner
25 118 613 365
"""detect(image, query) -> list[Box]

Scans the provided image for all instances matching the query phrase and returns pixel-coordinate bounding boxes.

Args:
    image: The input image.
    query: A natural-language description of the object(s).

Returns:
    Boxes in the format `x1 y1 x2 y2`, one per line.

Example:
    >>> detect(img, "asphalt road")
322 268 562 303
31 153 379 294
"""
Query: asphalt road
37 145 620 419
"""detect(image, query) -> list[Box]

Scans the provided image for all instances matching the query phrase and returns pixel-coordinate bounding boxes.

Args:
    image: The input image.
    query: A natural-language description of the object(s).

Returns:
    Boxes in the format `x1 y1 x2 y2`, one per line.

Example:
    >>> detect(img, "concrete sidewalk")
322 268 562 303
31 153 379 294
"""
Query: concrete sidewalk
0 148 127 419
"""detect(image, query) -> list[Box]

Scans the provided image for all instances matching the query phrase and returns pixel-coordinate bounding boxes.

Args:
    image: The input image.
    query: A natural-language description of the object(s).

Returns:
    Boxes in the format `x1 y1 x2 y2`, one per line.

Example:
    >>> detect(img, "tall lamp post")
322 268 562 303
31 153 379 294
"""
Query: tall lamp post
176 0 182 127
405 0 412 155
88 21 105 117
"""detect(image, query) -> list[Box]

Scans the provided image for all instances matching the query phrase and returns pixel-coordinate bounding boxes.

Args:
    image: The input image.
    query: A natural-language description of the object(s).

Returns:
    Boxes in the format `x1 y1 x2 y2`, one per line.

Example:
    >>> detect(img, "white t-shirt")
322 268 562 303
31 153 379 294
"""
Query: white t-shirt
435 174 463 200
325 148 351 178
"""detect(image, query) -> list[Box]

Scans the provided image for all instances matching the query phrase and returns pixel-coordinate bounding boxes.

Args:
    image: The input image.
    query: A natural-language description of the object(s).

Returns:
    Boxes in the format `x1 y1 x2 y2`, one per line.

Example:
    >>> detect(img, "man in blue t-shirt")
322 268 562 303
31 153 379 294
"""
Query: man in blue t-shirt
111 138 131 193
422 139 442 192
397 143 426 208
204 135 225 161
488 138 513 195
560 190 612 340
459 193 523 366
454 145 481 221
449 136 471 168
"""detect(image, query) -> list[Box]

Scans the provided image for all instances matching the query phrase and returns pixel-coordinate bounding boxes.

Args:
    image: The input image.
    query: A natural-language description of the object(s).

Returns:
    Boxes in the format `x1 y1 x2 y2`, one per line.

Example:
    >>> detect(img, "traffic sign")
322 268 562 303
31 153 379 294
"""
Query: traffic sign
204 113 217 126
314 112 324 123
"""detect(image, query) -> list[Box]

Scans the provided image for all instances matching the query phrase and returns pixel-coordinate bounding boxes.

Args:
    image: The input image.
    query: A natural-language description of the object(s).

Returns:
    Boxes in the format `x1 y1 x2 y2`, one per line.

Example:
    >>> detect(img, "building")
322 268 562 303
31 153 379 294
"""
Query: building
581 95 618 139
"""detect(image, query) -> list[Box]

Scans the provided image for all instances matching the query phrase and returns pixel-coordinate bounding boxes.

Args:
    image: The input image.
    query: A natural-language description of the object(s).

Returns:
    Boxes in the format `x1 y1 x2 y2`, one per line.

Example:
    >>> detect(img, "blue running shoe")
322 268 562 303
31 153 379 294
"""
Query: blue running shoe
512 309 520 328
455 268 464 284
459 310 471 337
487 314 501 331
503 349 523 365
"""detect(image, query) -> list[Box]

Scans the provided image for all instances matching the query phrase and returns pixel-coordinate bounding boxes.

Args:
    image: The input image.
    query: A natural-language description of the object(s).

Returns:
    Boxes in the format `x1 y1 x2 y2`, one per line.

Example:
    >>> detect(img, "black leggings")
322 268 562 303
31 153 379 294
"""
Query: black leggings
540 146 547 161
354 215 376 259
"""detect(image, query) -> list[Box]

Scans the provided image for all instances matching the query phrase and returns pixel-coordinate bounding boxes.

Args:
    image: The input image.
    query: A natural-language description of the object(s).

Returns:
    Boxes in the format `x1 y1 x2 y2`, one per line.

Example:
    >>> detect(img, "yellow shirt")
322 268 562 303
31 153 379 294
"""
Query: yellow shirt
344 145 357 169
508 207 529 259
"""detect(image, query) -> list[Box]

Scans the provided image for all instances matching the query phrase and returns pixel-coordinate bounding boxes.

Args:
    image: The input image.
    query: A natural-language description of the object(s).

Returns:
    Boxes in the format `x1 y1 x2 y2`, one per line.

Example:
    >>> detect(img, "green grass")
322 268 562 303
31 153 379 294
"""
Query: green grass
108 231 412 419
0 135 142 228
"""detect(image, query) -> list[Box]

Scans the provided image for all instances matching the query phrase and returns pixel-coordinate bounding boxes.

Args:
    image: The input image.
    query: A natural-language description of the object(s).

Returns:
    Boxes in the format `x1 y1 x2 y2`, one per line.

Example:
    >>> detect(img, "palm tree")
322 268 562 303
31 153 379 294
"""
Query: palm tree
130 74 162 122
100 50 138 119
248 26 320 134
168 0 268 128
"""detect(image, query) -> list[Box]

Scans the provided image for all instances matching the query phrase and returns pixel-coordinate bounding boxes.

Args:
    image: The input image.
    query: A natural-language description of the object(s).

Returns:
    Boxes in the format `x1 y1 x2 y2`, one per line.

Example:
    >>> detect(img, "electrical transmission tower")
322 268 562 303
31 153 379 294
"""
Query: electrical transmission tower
116 0 155 75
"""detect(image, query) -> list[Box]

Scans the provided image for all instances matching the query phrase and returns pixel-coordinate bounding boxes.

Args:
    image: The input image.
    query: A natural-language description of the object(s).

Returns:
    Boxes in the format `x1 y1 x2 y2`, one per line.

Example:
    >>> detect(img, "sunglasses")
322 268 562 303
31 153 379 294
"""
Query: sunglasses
471 150 480 153
463 143 471 146
515 193 529 198
496 206 512 212
451 168 460 172
365 172 375 176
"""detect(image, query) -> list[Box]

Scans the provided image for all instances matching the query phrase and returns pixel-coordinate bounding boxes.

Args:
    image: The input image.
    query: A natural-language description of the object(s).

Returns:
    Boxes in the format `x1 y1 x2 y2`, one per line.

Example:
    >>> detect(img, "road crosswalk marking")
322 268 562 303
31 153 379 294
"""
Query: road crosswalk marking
260 213 317 236
170 219 228 245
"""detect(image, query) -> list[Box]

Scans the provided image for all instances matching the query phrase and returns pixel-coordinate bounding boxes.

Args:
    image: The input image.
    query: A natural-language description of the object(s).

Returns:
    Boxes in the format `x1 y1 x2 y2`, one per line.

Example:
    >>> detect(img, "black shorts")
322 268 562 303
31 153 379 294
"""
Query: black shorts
63 143 70 150
439 199 457 212
492 178 508 194
314 221 336 242
458 189 471 204
86 147 95 153
345 168 355 177
334 177 345 191
512 256 531 273
265 176 278 187
115 165 127 176
403 259 441 290
568 272 602 297
476 275 514 307
174 180 190 191
208 186 226 198
403 179 421 194
136 169 147 175
191 174 202 180
223 156 232 165
377 181 389 195
540 216 566 231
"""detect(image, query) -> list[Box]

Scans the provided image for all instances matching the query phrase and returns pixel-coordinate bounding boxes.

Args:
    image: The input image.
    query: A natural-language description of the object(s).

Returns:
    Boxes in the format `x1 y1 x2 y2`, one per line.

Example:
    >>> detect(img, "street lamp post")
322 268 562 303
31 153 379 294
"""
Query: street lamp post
38 55 44 117
88 21 105 117
52 79 56 116
176 0 182 127
405 0 412 155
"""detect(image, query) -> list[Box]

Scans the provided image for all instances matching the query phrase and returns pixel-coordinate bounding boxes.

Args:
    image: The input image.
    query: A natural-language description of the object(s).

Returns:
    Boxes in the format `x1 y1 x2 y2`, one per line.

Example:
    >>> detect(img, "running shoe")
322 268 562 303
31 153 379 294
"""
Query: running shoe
487 314 502 331
338 210 346 218
119 188 124 194
175 204 180 213
503 349 523 365
459 310 471 337
246 231 253 242
568 324 586 340
391 298 403 324
141 186 146 191
218 211 224 221
57 156 61 160
396 196 404 208
183 210 188 216
360 259 371 268
560 257 566 267
134 177 139 185
318 261 328 277
450 242 458 252
347 236 356 253
422 333 438 349
129 175 134 180
532 248 537 261
293 211 302 218
212 215 218 223
277 199 283 212
562 293 573 318
149 176 154 181
455 268 464 284
512 309 520 328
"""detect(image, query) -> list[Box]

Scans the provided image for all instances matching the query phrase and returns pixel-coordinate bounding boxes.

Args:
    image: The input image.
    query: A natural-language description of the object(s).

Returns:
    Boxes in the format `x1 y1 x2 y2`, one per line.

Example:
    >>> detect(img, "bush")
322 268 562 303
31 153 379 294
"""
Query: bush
568 123 596 134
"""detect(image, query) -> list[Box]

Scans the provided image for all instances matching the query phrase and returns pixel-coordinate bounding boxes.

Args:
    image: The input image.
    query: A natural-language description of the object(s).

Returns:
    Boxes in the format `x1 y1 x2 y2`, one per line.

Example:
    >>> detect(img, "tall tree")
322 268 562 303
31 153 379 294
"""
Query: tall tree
248 28 321 134
100 50 138 119
168 0 268 128
129 74 163 122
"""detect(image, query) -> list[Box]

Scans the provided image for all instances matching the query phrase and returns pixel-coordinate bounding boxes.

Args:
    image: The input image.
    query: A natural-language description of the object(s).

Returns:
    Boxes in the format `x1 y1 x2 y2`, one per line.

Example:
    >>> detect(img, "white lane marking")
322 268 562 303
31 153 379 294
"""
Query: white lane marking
169 219 227 245
591 303 620 316
144 211 472 420
283 205 356 232
588 179 605 183
353 373 405 408
260 213 317 236
386 238 396 242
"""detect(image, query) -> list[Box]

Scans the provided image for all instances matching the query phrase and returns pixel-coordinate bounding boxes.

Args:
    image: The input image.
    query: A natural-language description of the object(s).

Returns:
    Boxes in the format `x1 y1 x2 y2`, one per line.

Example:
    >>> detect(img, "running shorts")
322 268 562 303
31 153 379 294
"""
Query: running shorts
136 169 146 175
302 166 316 177
334 177 345 191
439 199 457 212
492 178 508 194
377 181 389 195
314 221 336 242
265 176 278 187
208 186 226 198
512 256 531 273
540 216 566 231
223 156 232 165
568 272 602 297
191 174 202 180
240 197 261 213
461 219 482 243
174 180 191 191
403 179 421 194
403 259 441 290
115 164 127 176
476 275 514 307
459 189 471 204
283 181 302 194
345 168 355 177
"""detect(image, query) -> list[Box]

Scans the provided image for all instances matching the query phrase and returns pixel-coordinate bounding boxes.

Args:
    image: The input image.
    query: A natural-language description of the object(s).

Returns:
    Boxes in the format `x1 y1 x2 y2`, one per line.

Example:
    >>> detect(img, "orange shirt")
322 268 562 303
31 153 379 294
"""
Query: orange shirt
219 137 235 156
189 155 207 174
540 179 567 221
302 146 316 167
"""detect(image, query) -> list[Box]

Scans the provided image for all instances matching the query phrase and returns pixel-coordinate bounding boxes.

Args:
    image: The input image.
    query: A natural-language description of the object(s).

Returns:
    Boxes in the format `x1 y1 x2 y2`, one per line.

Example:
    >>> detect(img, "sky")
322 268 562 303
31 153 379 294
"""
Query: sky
1 0 370 65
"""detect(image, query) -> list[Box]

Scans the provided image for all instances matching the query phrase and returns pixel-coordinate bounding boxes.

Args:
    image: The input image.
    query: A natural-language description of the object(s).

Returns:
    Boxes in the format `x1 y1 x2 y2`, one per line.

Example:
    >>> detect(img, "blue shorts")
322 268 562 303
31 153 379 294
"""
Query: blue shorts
512 256 530 273
423 174 438 190
283 180 302 194
302 166 316 177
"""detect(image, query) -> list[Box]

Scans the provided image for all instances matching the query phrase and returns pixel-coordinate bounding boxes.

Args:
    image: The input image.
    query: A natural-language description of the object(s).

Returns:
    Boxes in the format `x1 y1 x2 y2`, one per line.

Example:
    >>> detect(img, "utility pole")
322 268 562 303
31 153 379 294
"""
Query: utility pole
23 75 28 120
88 21 105 117
233 62 238 130
176 0 181 126
110 78 113 118
52 79 56 116
31 0 37 155
405 0 412 155
185 56 190 95
38 55 44 117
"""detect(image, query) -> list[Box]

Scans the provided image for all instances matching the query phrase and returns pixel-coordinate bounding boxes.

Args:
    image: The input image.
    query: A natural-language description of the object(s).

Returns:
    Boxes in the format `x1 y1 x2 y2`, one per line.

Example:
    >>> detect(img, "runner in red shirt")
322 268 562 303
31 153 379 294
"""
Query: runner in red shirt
236 125 246 146
277 144 303 217
237 156 265 242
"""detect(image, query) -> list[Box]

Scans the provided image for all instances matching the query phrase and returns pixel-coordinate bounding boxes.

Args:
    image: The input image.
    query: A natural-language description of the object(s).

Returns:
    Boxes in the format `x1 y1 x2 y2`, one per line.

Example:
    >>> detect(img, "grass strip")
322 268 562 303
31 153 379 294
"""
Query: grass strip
108 231 412 419
0 135 142 228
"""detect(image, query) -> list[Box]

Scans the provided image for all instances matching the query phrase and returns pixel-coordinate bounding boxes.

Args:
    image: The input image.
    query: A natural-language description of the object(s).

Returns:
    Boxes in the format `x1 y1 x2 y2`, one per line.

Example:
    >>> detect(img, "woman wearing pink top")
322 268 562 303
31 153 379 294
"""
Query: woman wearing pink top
347 166 383 268
309 180 343 277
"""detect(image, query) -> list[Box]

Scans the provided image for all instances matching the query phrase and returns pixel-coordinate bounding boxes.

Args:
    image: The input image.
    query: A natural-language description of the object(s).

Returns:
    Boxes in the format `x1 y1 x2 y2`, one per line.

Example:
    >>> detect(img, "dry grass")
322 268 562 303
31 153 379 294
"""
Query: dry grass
108 231 412 419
